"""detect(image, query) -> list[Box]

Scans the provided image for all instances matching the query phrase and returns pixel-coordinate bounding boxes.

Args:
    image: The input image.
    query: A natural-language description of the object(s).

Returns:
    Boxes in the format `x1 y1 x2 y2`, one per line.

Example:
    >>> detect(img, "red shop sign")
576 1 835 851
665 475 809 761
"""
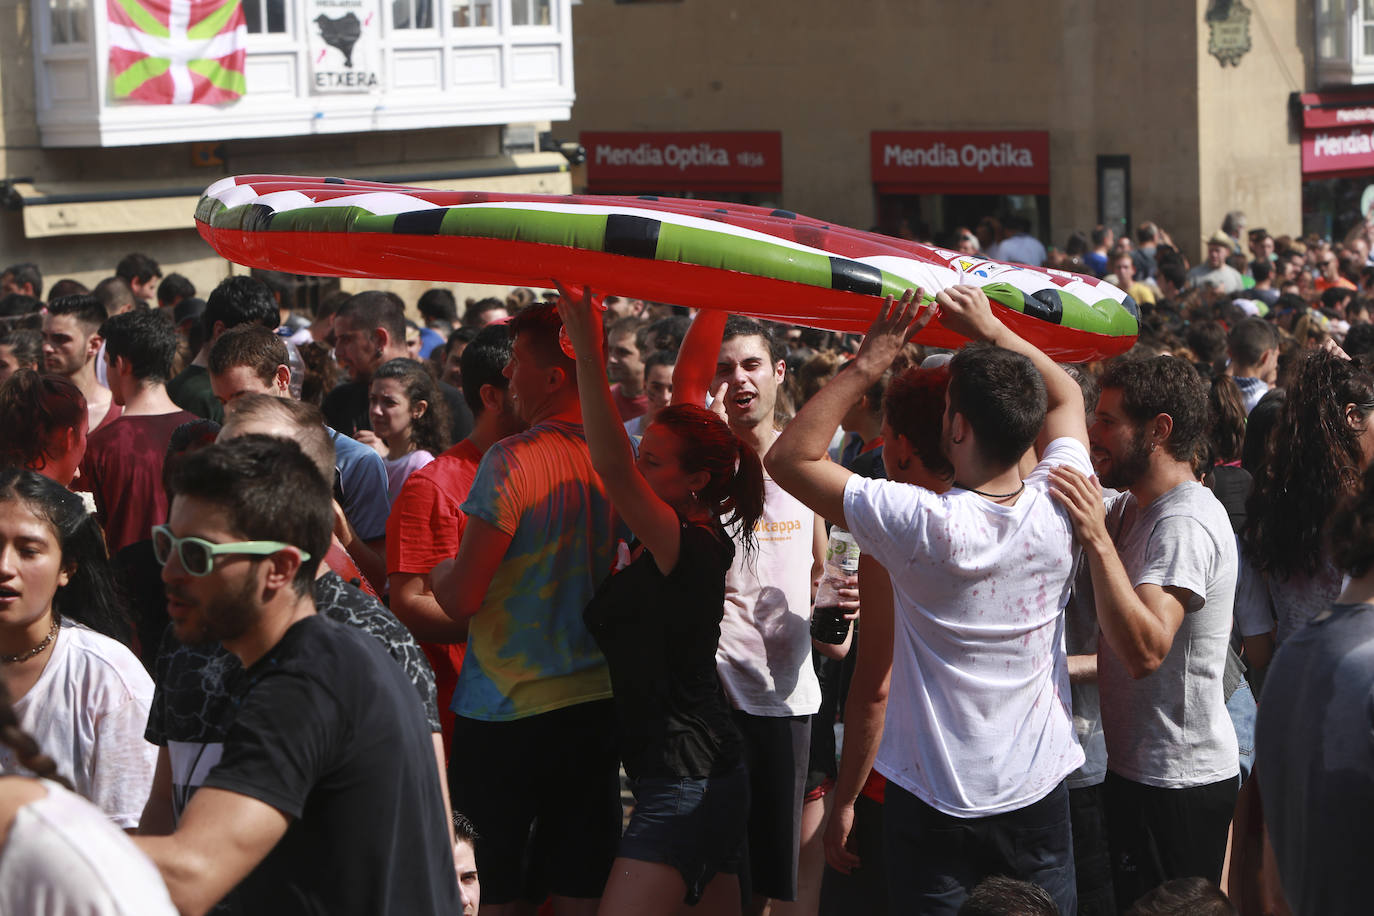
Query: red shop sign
871 130 1050 194
1296 89 1374 129
581 131 782 192
1301 125 1374 178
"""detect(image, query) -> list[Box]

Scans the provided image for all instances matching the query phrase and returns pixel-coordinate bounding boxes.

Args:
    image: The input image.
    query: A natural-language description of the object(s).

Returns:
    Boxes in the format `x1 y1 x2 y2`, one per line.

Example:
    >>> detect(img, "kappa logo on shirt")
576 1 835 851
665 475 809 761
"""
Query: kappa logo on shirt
753 518 803 541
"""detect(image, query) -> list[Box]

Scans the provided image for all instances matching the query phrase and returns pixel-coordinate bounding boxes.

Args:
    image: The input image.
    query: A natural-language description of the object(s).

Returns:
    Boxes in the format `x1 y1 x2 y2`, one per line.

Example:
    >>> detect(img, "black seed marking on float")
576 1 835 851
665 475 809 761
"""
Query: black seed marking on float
771 209 798 219
605 214 661 259
637 195 659 201
1027 289 1066 324
242 204 276 232
1119 294 1139 320
393 208 449 235
323 177 346 184
828 257 884 296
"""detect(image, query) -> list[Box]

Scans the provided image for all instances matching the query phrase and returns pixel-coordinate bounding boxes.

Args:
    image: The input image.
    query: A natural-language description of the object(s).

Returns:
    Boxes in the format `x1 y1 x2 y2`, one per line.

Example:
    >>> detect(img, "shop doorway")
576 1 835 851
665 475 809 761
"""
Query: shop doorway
874 192 1050 250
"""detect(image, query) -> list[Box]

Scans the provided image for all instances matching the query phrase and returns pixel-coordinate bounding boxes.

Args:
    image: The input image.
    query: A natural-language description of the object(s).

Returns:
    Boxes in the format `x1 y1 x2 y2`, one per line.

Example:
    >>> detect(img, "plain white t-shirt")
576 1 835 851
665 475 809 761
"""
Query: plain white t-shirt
0 620 157 828
0 779 177 915
842 437 1089 817
716 473 822 717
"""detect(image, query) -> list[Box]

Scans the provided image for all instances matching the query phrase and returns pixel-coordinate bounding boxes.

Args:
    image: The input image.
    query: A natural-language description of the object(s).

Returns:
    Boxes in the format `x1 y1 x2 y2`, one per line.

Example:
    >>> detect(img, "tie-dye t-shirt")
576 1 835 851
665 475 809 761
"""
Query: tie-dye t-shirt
456 419 622 721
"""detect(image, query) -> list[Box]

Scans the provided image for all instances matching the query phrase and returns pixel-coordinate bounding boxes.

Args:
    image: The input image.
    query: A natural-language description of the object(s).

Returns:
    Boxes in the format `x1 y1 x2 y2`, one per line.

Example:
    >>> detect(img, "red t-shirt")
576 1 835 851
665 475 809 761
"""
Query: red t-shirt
80 410 197 556
386 437 483 754
611 383 648 422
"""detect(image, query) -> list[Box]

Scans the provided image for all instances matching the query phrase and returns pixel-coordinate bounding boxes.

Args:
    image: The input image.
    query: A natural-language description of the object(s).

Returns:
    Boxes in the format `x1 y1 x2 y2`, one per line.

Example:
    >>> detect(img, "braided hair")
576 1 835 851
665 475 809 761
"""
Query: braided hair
0 678 73 790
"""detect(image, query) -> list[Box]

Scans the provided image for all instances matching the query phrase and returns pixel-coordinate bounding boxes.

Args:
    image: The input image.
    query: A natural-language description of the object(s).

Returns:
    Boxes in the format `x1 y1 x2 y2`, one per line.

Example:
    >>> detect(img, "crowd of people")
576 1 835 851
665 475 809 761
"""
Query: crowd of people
0 210 1369 916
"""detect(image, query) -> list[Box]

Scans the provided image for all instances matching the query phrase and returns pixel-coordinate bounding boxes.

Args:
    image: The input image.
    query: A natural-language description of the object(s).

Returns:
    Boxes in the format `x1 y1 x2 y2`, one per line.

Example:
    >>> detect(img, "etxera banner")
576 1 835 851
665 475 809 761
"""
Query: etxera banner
307 0 380 94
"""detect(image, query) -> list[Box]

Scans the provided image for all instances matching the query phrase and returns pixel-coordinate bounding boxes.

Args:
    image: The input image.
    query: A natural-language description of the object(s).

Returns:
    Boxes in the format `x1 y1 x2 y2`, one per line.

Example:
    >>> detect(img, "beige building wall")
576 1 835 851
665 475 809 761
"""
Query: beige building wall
563 0 1304 263
1193 0 1308 261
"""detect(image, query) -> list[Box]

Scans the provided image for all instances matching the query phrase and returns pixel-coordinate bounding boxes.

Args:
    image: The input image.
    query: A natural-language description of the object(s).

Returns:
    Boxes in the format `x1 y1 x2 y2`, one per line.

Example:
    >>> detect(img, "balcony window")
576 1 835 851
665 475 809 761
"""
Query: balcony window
50 0 88 43
393 0 435 30
452 0 493 27
244 0 288 34
31 0 574 146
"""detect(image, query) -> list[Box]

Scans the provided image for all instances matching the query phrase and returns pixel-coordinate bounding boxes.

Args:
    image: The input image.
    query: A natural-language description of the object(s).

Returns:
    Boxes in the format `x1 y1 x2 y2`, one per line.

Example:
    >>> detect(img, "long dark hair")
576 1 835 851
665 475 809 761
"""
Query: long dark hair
1207 374 1246 467
1243 350 1374 579
650 404 766 555
0 370 86 472
373 358 451 454
0 468 130 644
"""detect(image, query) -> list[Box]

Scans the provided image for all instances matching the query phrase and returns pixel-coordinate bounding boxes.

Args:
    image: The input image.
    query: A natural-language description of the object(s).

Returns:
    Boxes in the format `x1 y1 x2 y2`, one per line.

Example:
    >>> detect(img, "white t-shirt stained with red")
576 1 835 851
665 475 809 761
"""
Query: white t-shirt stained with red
842 437 1090 817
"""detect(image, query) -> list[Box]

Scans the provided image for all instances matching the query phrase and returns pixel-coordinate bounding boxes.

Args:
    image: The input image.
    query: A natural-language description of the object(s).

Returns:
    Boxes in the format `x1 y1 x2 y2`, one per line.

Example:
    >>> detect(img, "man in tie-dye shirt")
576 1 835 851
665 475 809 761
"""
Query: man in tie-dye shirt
436 303 625 913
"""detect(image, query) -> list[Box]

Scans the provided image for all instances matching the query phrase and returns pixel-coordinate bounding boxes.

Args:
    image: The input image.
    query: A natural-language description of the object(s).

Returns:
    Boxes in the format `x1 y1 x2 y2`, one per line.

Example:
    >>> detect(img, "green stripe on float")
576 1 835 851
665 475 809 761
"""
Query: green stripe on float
195 197 225 223
1057 291 1138 338
654 222 834 289
266 206 399 233
437 206 610 250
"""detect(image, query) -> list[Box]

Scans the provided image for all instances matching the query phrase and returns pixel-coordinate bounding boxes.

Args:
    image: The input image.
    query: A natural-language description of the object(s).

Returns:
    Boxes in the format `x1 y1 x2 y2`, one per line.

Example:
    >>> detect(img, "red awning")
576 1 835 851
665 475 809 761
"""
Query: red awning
1297 89 1374 129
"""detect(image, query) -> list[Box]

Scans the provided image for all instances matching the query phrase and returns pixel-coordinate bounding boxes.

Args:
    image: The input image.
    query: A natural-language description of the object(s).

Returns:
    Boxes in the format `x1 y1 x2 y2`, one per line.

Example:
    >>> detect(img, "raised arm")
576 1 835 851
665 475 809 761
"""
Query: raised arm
672 308 727 406
934 284 1089 451
765 290 933 524
556 283 687 575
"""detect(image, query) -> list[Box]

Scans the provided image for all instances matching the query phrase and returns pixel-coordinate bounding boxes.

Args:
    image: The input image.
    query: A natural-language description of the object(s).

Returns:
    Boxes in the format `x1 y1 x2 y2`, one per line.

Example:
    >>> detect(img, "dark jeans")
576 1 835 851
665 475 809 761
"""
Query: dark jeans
882 781 1076 916
1104 770 1239 913
1069 783 1116 916
820 794 889 915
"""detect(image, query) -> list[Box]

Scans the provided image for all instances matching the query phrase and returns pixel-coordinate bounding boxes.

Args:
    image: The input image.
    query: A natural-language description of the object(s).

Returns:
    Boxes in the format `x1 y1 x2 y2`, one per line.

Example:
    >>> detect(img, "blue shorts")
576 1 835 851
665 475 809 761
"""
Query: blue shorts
618 764 750 905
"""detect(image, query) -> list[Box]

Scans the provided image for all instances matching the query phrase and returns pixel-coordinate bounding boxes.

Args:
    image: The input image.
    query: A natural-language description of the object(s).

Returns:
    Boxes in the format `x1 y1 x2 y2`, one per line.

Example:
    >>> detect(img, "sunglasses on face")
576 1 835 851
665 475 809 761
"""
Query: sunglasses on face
152 524 311 577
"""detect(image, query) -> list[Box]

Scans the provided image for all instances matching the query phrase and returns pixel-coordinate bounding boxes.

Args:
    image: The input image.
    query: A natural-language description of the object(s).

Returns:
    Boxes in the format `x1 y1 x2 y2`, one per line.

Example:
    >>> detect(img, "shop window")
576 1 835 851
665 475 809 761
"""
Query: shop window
244 0 287 34
49 0 87 43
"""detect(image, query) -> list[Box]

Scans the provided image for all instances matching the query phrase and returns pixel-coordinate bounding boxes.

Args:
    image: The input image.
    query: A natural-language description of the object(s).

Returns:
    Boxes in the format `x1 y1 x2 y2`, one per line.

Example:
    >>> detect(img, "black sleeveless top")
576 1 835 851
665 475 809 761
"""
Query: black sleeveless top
583 522 743 780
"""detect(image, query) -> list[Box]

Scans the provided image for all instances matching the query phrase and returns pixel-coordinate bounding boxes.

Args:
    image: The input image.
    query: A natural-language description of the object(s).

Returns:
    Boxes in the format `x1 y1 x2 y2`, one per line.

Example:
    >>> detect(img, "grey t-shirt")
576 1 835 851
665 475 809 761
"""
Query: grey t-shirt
1064 576 1107 790
1096 481 1240 788
1256 602 1374 916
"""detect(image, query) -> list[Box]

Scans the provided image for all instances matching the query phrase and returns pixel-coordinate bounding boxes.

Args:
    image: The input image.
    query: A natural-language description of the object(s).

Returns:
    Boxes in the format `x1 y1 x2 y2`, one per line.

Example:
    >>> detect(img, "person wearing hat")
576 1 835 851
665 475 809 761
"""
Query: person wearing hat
1188 232 1246 294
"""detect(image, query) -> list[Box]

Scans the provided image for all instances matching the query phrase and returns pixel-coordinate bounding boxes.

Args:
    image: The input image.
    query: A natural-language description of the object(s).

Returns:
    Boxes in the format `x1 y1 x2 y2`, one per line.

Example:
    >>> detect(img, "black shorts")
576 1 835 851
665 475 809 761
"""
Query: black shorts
732 709 810 902
448 699 621 904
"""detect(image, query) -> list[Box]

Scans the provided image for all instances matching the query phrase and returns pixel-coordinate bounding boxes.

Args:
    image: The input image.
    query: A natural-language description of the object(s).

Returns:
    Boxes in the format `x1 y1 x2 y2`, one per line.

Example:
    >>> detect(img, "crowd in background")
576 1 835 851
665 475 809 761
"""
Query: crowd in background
0 203 1370 916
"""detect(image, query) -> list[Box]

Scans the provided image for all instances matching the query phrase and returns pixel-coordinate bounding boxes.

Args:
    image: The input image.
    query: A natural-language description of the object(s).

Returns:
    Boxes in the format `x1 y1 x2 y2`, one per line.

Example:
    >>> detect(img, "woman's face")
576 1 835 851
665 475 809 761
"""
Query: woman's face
636 425 699 514
369 378 421 443
0 498 69 639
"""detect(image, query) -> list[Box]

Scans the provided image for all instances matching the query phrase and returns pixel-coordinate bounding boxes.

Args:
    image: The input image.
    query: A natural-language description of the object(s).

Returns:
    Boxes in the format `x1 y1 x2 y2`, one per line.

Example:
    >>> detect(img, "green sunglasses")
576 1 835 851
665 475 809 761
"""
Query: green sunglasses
152 524 311 577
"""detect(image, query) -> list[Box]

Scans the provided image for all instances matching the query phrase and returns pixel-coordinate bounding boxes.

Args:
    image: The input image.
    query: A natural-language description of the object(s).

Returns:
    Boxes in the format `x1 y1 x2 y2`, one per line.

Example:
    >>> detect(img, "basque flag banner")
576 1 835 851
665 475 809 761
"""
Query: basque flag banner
108 0 248 104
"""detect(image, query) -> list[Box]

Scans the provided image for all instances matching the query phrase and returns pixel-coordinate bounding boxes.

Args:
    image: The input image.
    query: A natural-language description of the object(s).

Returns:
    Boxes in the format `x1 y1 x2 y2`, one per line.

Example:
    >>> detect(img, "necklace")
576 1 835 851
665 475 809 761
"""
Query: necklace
1 615 59 664
956 480 1026 501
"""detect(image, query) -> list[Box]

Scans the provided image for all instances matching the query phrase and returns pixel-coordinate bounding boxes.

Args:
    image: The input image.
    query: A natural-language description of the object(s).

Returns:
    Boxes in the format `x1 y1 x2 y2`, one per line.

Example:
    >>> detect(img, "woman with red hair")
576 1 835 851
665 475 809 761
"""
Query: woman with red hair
558 285 765 915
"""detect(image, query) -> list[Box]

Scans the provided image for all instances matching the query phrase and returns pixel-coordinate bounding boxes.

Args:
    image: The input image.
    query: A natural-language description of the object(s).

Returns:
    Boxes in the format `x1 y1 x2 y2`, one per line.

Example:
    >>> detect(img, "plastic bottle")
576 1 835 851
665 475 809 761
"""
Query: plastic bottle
811 527 860 644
